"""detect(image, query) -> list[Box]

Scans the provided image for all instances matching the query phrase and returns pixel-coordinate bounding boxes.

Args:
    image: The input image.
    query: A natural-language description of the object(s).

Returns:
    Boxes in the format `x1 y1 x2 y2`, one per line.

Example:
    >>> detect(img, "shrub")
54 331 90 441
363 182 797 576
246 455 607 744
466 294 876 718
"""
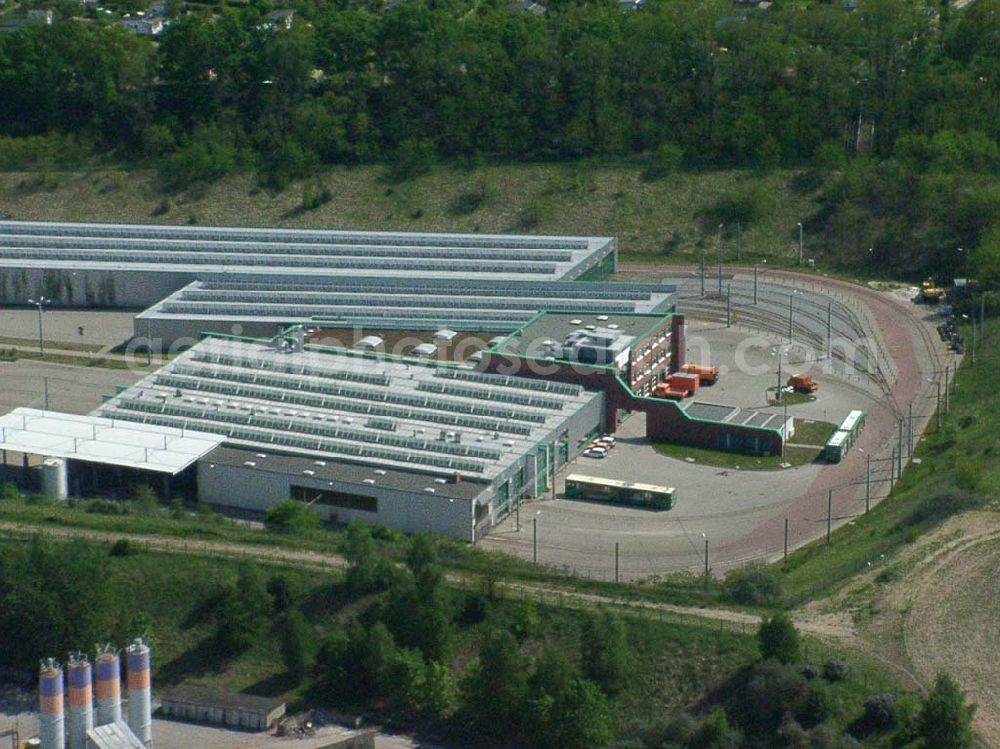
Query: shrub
265 499 321 534
723 562 784 606
509 599 539 642
109 539 134 557
278 609 315 682
386 139 435 183
581 611 631 694
822 659 849 682
757 612 800 664
699 181 776 230
863 693 896 729
0 482 22 502
130 485 159 515
449 183 487 215
918 673 976 749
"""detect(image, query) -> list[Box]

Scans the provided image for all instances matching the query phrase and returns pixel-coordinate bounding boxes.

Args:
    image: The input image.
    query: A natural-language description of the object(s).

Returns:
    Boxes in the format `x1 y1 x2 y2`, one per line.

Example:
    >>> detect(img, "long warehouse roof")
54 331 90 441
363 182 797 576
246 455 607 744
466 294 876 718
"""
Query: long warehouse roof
137 277 677 331
0 408 224 473
0 220 615 281
95 336 602 481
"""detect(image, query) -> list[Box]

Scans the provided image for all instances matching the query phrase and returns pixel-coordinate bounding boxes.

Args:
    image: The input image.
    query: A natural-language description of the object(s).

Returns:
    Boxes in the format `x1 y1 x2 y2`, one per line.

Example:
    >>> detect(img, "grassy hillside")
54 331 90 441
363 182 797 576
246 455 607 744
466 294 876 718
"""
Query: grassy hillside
780 320 1000 604
0 164 818 263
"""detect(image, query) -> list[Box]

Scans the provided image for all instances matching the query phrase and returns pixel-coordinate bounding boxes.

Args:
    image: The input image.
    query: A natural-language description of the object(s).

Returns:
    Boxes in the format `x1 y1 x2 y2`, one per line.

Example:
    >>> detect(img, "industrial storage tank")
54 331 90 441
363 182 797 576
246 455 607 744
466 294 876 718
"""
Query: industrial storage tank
66 654 93 749
125 638 152 747
39 659 65 749
94 645 122 727
40 458 68 501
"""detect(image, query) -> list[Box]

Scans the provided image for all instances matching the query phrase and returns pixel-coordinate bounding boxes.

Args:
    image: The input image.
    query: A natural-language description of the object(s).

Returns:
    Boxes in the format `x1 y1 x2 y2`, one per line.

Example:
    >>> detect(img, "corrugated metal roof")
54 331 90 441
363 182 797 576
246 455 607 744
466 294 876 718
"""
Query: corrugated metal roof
0 408 224 473
87 720 145 749
160 684 285 714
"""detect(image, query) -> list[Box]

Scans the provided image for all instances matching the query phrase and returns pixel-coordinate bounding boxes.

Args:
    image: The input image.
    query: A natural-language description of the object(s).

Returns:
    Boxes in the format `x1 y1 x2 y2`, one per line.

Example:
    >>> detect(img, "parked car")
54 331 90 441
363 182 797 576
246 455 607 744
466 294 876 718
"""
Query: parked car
582 447 608 459
598 435 616 447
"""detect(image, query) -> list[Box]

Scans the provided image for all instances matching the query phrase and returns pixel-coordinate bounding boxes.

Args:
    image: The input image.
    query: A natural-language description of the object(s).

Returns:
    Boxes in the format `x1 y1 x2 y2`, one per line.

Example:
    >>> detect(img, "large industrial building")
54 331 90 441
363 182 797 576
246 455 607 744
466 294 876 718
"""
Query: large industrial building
0 220 792 541
0 220 619 307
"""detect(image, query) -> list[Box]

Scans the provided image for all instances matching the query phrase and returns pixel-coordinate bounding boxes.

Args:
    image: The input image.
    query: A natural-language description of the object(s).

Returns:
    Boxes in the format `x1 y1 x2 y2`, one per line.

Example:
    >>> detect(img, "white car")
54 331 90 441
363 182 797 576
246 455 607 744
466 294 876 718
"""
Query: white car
599 435 617 447
582 447 608 459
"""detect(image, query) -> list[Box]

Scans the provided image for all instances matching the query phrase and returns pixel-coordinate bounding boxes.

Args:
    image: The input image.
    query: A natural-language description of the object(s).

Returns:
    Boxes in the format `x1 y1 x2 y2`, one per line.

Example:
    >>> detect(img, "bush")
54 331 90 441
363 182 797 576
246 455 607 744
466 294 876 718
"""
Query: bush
300 183 332 212
863 693 896 729
699 181 776 230
757 612 800 664
130 485 160 515
449 183 487 216
641 142 684 181
265 499 321 534
278 609 315 682
386 139 435 183
581 611 631 695
109 539 134 557
0 482 22 502
918 673 976 749
822 659 849 682
723 563 784 606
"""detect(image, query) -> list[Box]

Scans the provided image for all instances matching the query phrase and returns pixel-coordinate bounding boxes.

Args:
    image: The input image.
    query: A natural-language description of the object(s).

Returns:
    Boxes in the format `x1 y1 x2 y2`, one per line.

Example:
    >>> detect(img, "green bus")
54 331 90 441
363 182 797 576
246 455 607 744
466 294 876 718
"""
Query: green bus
824 409 866 463
565 473 675 510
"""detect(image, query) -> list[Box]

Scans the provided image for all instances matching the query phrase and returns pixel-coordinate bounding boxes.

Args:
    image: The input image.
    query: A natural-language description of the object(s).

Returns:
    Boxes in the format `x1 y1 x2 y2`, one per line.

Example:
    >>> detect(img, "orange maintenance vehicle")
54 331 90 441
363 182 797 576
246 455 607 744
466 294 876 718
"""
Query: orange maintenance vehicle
681 363 719 385
652 382 688 401
787 373 819 394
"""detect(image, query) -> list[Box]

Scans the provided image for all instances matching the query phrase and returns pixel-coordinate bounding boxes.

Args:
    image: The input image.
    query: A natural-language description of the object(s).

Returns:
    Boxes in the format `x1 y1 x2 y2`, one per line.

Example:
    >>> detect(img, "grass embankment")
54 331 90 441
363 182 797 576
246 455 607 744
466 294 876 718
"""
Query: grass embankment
0 498 730 608
0 164 817 261
0 535 909 744
780 321 1000 604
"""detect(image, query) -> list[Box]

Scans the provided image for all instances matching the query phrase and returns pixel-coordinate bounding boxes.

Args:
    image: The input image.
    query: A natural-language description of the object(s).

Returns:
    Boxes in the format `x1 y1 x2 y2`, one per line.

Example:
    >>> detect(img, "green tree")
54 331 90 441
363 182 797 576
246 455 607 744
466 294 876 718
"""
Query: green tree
264 499 321 534
462 628 530 737
0 482 21 502
542 678 613 749
757 612 800 664
918 673 976 749
343 521 381 594
277 608 314 681
215 564 272 653
581 611 631 694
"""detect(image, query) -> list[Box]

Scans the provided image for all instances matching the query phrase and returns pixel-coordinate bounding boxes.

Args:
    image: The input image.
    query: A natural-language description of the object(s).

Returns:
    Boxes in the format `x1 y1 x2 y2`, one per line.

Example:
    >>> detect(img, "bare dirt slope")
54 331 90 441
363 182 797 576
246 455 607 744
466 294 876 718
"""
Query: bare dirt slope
798 510 1000 746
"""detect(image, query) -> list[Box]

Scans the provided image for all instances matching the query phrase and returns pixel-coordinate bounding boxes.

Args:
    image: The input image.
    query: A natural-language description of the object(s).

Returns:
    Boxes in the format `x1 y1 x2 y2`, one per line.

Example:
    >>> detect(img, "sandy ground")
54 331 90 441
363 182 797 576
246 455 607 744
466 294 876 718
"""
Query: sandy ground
797 510 1000 746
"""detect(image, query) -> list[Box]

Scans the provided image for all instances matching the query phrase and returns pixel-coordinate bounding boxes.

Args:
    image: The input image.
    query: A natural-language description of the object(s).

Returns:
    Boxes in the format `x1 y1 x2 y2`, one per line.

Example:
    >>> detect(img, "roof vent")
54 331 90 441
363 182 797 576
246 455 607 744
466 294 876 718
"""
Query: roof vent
363 478 376 485
434 478 448 484
302 469 315 476
570 319 583 325
243 461 256 467
255 453 267 458
585 325 597 331
314 460 326 467
424 487 436 493
374 469 387 475
597 315 609 321
608 324 620 330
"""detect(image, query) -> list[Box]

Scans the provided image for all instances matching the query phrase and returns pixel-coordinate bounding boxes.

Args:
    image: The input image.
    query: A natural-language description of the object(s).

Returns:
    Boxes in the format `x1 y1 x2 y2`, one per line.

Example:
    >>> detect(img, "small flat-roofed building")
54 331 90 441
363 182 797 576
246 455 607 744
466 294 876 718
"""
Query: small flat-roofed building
87 721 145 749
356 335 384 350
433 329 458 344
159 684 286 731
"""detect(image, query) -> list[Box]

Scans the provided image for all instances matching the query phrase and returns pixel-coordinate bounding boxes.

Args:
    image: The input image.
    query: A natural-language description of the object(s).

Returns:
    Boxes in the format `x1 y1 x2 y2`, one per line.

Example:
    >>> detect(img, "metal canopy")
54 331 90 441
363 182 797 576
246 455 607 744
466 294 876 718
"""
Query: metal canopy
0 408 224 474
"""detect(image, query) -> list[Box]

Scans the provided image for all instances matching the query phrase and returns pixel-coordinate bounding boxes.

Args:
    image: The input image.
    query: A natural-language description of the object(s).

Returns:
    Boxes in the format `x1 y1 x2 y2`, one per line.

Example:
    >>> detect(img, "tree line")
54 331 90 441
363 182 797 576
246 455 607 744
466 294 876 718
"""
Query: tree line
0 0 998 182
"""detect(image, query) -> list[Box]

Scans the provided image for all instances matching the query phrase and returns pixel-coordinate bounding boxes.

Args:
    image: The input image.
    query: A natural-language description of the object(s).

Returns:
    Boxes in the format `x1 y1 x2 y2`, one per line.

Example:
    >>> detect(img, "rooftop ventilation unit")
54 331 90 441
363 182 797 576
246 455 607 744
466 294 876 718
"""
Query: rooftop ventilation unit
424 487 436 493
363 478 376 485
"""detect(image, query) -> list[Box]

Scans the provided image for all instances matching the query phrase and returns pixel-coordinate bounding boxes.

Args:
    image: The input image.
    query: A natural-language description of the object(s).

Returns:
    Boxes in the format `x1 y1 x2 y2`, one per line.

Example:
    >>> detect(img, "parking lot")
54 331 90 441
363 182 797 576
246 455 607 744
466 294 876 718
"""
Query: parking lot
480 321 885 579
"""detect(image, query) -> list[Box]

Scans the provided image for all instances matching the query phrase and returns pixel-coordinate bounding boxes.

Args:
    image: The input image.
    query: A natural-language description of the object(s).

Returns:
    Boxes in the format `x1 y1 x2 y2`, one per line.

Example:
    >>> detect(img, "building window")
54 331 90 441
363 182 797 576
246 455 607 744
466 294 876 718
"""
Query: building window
291 484 378 512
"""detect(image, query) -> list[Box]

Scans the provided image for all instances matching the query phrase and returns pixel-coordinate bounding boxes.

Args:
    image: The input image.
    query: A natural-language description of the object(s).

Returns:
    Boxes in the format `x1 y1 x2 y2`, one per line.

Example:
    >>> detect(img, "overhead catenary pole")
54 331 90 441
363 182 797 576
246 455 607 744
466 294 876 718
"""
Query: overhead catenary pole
726 283 732 328
533 516 538 563
700 245 706 297
897 418 904 476
797 222 804 264
865 453 871 513
717 223 724 296
944 366 950 413
788 294 794 343
827 489 833 543
980 294 986 346
908 402 913 456
753 264 759 304
703 534 709 577
890 447 896 490
783 517 789 567
936 380 942 430
826 301 832 359
614 542 620 583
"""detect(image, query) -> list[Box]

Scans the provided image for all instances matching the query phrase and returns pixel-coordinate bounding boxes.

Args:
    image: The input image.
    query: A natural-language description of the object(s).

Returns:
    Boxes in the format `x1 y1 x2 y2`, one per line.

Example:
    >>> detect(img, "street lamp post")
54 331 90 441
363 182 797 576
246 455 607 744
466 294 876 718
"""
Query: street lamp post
702 533 709 577
797 222 803 265
27 296 48 357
